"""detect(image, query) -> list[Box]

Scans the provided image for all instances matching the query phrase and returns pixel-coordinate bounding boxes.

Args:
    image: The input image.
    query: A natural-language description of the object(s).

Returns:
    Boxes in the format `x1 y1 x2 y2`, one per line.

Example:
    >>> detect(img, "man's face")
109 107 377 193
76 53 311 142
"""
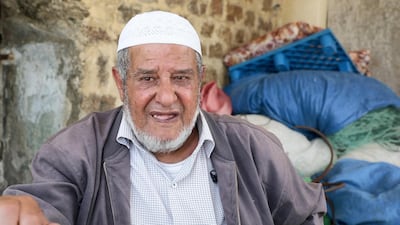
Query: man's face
115 44 202 151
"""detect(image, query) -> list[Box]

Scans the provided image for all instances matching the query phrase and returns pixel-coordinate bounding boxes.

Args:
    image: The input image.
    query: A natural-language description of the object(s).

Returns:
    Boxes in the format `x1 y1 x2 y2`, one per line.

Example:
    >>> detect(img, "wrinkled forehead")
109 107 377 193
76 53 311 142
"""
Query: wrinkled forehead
128 44 198 69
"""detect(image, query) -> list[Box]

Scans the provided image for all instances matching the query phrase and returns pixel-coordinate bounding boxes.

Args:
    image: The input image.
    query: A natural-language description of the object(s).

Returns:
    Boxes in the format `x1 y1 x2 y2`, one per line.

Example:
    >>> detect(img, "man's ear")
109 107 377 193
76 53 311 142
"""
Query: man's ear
112 66 124 101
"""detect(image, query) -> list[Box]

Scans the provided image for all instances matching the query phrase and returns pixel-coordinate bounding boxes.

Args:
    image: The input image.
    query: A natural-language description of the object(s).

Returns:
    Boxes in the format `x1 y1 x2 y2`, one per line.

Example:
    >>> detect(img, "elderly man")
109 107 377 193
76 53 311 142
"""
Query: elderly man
0 10 326 225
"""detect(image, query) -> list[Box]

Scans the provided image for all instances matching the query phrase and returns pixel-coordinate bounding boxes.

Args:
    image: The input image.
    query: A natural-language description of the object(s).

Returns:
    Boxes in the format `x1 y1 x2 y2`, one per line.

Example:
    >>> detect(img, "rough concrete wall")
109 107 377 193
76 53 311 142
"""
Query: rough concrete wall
0 0 280 192
0 1 85 191
327 0 400 95
0 12 4 190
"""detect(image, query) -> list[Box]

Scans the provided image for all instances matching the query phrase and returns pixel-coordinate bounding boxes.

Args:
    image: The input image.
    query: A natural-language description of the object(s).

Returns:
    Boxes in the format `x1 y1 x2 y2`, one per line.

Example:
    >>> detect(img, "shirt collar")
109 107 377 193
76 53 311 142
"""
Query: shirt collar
197 111 215 158
116 110 215 157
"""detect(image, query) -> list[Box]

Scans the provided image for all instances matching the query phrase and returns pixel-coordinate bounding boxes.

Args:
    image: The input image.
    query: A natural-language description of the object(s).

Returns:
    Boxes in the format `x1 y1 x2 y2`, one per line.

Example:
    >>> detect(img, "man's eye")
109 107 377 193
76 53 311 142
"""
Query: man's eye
173 75 190 80
140 76 155 81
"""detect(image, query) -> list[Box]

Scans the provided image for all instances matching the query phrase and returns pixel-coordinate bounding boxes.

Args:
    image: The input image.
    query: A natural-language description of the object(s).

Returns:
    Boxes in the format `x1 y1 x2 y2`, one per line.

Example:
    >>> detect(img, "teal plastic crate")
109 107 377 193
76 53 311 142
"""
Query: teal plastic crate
228 29 360 83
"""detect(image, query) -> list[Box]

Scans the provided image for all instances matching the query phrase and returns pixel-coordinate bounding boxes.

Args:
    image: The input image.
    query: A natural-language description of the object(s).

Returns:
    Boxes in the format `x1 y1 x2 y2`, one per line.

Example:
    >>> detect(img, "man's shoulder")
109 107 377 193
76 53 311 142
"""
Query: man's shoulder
204 112 272 135
78 106 122 126
45 106 122 144
203 112 282 148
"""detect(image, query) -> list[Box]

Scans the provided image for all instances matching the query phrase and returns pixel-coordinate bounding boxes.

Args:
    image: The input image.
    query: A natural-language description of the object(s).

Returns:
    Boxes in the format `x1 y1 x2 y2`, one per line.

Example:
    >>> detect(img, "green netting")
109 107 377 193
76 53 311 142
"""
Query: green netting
327 107 400 156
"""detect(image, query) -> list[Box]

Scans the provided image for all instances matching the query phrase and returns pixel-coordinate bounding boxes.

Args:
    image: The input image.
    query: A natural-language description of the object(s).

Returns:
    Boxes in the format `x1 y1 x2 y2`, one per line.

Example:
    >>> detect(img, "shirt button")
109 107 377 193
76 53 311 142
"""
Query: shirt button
171 182 178 188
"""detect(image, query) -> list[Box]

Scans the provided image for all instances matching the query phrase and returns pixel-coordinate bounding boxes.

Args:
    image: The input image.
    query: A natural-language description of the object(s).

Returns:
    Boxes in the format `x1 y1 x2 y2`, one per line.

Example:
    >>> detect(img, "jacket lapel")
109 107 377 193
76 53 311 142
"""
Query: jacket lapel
203 111 241 225
212 155 240 225
102 108 131 225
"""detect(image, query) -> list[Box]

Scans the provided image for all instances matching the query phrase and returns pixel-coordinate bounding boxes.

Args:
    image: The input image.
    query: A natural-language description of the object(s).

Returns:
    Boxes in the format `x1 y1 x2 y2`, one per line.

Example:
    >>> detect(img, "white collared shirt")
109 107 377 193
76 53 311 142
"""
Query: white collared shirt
116 111 225 225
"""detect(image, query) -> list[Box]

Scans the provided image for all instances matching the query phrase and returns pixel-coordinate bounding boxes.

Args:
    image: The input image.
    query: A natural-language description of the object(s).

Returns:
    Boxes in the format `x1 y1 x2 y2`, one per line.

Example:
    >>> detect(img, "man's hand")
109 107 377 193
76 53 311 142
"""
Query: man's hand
0 195 60 225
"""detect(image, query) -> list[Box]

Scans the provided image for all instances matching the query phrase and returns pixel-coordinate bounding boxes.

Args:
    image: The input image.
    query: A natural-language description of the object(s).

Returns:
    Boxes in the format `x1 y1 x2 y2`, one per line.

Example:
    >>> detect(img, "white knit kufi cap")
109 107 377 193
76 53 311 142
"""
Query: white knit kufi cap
117 10 202 56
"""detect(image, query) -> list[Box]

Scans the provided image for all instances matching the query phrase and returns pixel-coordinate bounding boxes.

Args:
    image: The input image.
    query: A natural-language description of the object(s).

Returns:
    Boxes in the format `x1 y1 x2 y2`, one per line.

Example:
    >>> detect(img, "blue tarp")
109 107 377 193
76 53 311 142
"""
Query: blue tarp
224 70 400 139
317 159 400 225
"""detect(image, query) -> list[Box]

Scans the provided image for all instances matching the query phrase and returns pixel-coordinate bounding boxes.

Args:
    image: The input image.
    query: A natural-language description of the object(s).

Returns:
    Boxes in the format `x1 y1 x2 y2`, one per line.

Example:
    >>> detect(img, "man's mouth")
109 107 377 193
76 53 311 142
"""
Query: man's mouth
151 112 179 122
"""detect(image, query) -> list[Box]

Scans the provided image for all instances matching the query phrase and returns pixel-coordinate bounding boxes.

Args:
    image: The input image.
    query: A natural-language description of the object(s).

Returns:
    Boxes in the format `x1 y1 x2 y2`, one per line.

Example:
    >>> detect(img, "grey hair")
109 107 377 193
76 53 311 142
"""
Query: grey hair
116 48 131 86
116 47 203 85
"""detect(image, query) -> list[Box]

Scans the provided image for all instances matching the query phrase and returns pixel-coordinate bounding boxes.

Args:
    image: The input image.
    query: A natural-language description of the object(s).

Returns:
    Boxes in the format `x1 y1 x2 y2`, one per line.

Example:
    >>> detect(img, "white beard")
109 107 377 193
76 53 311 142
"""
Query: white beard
122 95 200 154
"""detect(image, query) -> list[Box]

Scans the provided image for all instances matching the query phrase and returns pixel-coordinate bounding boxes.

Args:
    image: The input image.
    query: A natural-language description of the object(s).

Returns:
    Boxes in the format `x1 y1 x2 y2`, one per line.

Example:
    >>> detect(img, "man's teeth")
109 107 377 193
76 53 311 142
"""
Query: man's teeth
153 114 174 120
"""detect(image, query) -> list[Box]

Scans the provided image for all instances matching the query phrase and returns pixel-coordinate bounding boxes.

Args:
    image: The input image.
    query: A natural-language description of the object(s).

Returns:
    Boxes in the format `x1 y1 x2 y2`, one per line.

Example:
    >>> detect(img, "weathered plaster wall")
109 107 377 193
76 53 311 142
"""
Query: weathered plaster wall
0 0 281 192
328 0 400 95
278 0 327 27
1 18 83 190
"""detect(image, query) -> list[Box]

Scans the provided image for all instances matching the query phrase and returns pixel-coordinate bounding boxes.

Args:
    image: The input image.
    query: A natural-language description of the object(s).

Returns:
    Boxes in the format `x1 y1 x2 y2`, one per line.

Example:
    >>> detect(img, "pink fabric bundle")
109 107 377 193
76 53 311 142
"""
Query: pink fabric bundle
223 21 323 67
348 49 371 76
200 81 232 115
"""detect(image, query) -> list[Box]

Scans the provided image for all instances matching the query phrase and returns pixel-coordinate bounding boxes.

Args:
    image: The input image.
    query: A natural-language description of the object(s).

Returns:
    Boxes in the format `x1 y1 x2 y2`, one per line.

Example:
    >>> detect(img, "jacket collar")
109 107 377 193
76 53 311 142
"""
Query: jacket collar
202 111 240 225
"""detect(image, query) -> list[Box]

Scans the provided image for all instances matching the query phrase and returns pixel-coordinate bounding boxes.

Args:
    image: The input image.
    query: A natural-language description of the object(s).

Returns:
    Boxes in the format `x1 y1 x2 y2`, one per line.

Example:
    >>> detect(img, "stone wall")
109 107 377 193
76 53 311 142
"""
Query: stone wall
0 0 280 191
78 0 280 118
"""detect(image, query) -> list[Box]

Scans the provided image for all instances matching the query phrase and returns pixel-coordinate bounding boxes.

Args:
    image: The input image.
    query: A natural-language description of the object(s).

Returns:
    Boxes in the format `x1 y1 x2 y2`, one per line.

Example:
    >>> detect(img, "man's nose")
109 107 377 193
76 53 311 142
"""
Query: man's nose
155 79 177 106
